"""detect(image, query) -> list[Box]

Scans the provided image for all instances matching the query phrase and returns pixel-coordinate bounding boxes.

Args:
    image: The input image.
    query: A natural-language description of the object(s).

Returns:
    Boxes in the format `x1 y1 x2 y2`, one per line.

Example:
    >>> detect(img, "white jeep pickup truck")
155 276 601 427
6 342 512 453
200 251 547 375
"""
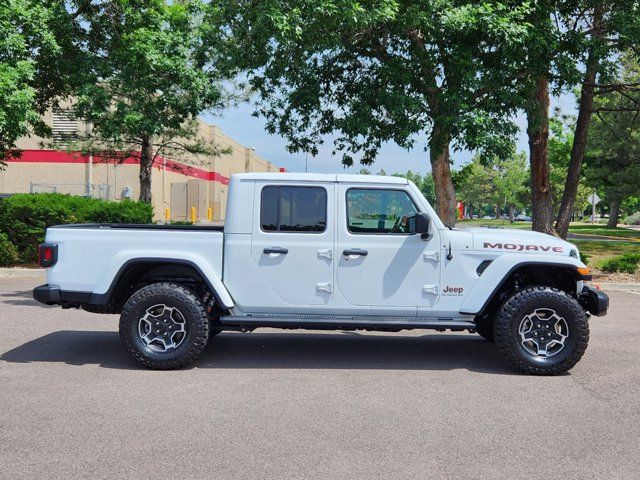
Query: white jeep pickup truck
33 173 608 374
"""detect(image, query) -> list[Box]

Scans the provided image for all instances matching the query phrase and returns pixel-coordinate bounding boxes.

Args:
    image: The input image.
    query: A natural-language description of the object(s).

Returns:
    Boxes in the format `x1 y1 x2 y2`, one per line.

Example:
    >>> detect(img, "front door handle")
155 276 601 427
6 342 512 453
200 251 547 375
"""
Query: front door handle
343 249 368 258
263 247 288 255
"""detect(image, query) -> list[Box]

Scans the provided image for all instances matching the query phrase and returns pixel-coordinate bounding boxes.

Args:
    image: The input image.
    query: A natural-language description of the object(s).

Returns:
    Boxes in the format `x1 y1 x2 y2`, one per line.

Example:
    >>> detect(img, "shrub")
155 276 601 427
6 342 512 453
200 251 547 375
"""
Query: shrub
579 251 590 265
0 233 20 267
0 193 153 265
599 253 640 274
623 212 640 225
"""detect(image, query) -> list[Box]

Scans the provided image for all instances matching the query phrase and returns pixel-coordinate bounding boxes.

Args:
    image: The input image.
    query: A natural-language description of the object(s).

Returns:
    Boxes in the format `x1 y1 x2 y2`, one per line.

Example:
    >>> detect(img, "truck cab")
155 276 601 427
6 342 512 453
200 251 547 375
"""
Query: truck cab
33 173 608 374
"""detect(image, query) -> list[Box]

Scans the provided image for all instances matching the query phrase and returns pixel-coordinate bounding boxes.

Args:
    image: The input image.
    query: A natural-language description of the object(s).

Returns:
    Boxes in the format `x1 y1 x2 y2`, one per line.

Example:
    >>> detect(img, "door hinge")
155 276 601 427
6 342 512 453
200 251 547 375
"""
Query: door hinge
317 249 333 260
422 284 439 296
422 251 440 262
316 282 333 293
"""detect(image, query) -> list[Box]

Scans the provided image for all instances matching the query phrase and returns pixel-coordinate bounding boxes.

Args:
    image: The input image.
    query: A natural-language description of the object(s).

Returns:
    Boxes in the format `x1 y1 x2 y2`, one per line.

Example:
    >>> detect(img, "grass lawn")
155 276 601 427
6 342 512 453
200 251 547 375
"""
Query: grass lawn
456 219 531 229
573 240 640 266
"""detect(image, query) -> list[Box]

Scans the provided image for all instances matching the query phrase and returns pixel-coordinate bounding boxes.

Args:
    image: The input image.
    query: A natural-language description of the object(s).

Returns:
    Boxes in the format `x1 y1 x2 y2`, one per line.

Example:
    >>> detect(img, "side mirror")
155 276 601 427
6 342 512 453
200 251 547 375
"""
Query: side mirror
410 212 430 239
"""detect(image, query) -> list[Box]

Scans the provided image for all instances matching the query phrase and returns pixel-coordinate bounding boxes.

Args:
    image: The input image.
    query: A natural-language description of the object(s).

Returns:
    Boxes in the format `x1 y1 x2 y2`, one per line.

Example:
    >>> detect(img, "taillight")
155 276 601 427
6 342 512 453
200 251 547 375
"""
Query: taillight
38 243 58 267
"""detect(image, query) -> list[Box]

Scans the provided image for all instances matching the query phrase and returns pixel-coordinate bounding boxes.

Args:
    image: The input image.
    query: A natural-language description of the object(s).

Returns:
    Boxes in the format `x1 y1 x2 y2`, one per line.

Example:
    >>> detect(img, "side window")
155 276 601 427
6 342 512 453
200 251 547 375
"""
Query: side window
261 186 327 233
346 189 418 234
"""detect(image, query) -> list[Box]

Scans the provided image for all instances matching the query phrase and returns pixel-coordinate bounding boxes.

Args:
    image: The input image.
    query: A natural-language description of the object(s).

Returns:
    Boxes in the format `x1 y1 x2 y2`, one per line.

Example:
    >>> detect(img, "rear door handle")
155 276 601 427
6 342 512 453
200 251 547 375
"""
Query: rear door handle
343 249 368 258
263 247 288 255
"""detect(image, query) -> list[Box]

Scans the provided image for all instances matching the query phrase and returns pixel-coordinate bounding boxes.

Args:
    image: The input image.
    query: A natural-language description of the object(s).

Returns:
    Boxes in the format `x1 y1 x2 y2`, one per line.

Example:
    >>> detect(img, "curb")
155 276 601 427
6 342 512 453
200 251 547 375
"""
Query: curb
0 268 46 279
597 282 640 294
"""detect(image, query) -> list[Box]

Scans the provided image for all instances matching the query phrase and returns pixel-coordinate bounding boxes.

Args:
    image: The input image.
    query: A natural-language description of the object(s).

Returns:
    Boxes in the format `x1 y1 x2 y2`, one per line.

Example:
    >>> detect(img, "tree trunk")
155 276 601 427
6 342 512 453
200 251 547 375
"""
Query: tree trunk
526 74 555 235
495 203 501 219
607 198 621 228
139 135 153 203
555 6 603 239
509 205 515 223
429 124 457 226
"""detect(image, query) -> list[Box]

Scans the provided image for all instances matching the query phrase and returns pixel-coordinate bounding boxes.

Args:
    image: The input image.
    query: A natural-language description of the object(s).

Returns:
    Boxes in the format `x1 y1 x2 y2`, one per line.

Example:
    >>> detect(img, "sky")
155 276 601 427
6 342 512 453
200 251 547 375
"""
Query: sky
202 92 577 175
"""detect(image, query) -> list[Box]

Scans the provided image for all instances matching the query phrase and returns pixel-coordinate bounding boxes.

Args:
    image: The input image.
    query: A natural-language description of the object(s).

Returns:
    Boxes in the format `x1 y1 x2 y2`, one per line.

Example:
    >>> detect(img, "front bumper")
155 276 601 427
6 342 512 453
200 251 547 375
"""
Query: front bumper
579 286 609 317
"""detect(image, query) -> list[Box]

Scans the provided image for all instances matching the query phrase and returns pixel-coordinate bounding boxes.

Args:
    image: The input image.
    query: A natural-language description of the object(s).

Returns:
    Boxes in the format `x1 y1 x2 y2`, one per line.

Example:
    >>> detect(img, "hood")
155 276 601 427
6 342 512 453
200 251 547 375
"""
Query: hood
465 228 577 257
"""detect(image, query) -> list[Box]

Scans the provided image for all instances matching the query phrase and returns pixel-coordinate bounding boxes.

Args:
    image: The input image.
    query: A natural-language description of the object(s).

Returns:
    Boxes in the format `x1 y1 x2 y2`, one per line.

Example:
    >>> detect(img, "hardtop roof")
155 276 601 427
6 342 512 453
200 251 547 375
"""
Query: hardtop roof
232 172 408 185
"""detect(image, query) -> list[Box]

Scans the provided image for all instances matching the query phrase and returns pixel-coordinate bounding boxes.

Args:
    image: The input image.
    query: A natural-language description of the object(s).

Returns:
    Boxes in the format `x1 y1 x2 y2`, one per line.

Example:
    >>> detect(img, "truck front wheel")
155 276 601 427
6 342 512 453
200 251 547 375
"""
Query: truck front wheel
119 282 210 369
494 286 589 375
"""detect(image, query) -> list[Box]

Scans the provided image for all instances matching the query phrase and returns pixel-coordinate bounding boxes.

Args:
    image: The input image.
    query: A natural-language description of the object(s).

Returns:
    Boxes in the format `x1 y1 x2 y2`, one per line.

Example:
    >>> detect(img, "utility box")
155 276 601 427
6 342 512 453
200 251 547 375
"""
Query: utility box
170 183 188 220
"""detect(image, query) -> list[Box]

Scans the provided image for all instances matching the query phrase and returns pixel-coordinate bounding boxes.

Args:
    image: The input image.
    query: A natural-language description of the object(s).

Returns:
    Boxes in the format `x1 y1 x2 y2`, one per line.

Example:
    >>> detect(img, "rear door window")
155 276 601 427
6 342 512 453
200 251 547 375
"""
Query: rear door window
261 186 327 233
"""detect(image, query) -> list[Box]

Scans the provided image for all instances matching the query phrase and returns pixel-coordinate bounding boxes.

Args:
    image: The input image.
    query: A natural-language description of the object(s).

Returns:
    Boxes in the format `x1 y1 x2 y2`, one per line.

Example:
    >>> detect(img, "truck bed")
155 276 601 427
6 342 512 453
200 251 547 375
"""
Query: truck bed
45 224 225 296
49 223 225 231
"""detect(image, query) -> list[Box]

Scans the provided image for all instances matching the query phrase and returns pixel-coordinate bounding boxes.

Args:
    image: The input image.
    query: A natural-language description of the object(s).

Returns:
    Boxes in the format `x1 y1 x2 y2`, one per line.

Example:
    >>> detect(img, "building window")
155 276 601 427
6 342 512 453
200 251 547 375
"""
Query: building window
52 108 78 142
261 186 327 233
346 188 417 234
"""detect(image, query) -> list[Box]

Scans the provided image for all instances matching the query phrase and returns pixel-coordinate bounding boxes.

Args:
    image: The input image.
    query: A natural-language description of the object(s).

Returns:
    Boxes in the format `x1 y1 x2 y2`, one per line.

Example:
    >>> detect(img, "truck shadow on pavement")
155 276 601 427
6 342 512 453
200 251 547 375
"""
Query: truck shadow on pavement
0 330 517 374
0 289 45 307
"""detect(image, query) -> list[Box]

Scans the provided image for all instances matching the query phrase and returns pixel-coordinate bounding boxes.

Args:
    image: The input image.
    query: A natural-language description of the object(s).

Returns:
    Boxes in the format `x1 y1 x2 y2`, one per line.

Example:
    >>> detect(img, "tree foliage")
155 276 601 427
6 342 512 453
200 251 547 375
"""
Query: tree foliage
69 0 227 202
455 149 529 219
391 170 436 205
584 54 640 226
0 0 77 165
548 115 591 216
219 0 538 225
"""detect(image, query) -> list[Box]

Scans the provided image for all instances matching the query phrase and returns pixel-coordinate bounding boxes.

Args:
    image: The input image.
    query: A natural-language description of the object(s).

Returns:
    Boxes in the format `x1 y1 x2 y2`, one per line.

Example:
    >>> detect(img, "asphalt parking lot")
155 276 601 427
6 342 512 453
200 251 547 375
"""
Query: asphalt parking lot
1 277 640 479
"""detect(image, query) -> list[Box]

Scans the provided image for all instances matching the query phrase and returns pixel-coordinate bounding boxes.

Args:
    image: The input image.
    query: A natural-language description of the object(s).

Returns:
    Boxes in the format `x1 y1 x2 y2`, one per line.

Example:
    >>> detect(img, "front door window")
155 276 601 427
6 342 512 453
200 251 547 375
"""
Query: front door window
346 189 417 234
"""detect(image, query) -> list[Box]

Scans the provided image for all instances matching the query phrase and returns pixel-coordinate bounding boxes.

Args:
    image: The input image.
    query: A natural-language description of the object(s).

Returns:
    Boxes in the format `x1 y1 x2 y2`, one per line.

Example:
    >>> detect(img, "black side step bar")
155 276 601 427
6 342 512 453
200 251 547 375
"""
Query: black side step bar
219 316 475 332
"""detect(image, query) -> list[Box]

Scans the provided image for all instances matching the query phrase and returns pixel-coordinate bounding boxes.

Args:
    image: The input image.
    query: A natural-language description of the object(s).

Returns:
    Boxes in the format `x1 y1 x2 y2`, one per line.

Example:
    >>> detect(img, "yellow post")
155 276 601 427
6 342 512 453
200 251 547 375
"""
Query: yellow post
207 207 212 222
165 208 170 222
190 206 197 223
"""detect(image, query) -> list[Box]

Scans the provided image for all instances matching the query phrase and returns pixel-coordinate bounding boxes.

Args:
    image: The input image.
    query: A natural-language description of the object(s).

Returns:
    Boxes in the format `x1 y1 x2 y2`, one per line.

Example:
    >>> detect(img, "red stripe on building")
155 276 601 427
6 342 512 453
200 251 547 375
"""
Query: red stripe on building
7 150 230 185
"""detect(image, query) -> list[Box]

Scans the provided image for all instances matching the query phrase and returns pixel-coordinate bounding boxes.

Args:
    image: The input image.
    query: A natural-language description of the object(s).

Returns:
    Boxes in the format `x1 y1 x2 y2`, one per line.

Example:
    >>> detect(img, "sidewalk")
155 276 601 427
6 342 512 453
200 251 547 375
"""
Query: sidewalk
0 268 45 279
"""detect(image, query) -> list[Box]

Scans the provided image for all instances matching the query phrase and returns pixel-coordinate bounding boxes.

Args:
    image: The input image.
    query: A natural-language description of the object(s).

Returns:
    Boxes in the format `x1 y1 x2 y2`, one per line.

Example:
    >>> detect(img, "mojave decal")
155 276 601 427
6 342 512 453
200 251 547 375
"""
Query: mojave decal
483 242 564 253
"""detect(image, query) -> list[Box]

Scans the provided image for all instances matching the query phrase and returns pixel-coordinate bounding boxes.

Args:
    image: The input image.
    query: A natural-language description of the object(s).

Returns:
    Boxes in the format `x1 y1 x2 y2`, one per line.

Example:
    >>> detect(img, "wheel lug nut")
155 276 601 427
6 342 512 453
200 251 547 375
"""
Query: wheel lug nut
156 330 160 334
547 333 551 337
163 333 168 337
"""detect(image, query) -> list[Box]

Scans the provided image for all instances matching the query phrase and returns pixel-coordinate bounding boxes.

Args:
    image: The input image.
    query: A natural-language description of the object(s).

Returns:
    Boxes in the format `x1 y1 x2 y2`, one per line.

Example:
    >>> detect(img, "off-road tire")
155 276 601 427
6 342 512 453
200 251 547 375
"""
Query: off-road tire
82 304 120 315
119 282 210 369
494 286 589 375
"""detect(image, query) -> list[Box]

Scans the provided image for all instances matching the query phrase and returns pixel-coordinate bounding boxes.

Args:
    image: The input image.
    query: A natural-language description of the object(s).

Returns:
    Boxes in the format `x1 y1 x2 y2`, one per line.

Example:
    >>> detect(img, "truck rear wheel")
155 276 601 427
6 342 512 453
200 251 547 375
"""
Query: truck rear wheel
494 286 589 375
119 282 210 369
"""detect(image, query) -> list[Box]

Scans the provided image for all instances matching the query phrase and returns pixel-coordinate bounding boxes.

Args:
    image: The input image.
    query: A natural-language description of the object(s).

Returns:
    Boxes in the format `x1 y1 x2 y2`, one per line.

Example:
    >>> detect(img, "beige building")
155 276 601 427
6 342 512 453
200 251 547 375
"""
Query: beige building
0 109 283 222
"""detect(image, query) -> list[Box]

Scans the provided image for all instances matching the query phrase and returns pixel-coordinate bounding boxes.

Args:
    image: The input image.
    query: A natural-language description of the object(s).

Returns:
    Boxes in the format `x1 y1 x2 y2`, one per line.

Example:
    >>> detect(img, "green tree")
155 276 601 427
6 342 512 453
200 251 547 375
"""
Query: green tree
584 55 640 227
219 1 538 226
0 0 78 166
454 159 493 217
392 170 436 205
70 0 227 203
494 151 529 221
554 1 640 237
456 149 529 221
548 114 591 220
